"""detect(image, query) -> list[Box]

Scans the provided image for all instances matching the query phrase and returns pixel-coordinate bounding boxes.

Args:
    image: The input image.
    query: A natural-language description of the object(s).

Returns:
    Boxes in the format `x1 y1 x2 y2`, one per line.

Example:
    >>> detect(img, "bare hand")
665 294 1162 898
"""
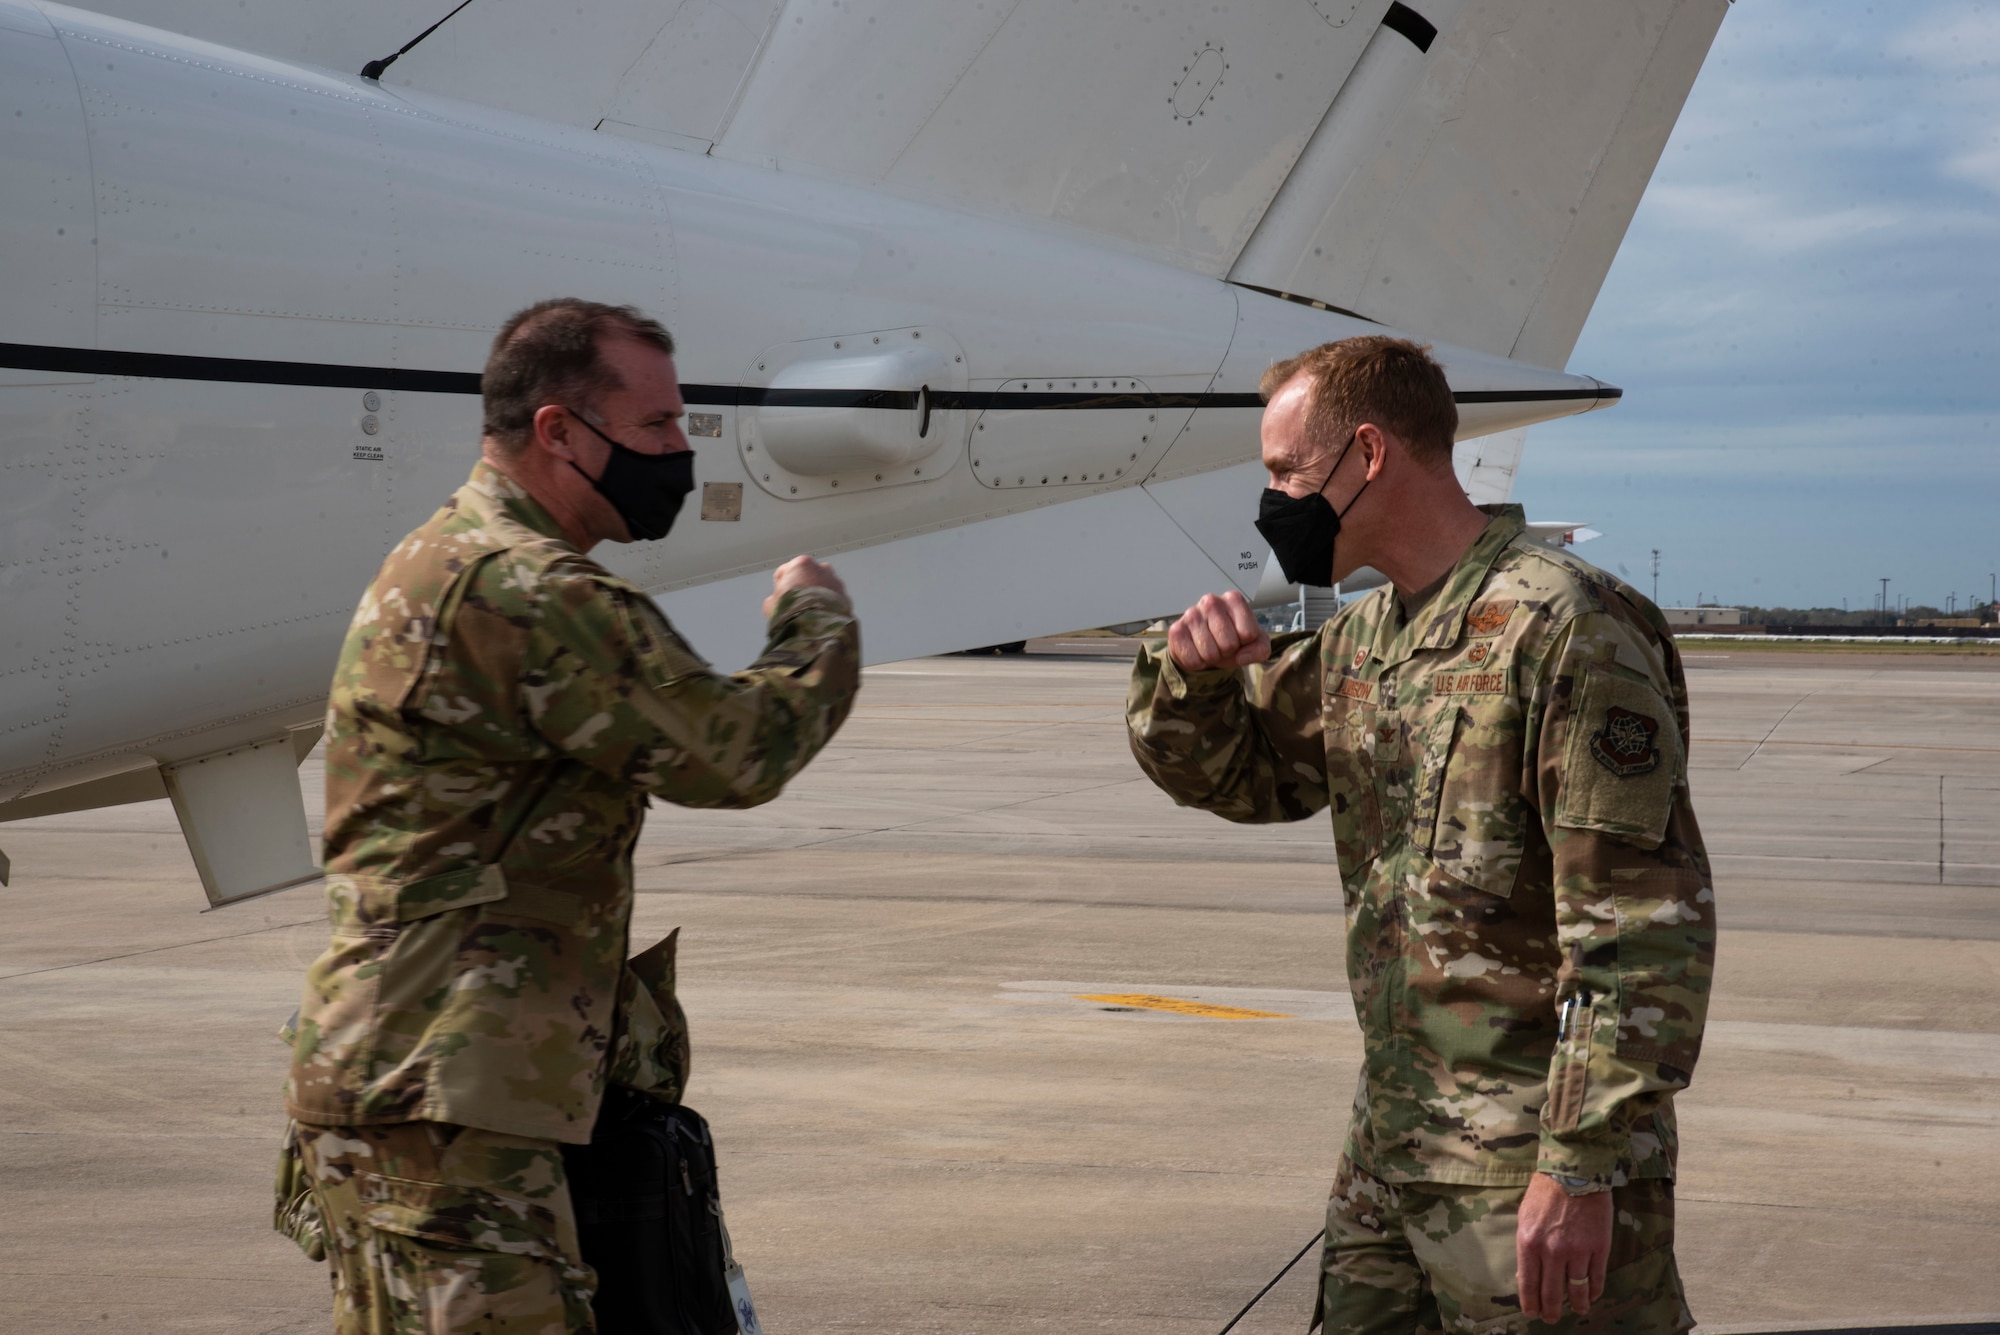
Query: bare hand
1515 1174 1613 1322
764 555 846 618
1166 591 1271 673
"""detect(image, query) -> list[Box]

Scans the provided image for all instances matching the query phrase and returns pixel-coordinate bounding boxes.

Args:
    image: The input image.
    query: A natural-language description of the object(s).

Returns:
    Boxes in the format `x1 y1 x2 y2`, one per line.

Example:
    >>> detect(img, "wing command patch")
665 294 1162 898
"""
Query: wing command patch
1589 704 1661 777
1557 665 1678 844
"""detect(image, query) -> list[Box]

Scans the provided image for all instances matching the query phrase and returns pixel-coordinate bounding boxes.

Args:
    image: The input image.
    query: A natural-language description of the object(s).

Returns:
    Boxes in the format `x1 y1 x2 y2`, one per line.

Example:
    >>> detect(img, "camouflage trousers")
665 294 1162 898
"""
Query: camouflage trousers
1314 1155 1691 1335
278 1120 596 1335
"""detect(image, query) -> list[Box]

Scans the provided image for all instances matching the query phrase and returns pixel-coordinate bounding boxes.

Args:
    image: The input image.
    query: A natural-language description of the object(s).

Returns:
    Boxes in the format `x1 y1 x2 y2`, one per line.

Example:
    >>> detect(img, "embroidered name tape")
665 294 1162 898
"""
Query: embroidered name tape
1333 676 1376 702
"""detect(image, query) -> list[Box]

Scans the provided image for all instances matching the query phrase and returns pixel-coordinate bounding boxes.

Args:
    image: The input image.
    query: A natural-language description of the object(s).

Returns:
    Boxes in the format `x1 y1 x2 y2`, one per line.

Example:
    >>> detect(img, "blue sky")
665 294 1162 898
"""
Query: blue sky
1518 1 2000 613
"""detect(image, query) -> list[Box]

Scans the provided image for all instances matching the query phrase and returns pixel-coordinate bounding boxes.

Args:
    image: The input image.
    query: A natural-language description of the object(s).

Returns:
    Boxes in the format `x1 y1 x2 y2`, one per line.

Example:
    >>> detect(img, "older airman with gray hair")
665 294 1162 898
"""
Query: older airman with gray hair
274 298 859 1333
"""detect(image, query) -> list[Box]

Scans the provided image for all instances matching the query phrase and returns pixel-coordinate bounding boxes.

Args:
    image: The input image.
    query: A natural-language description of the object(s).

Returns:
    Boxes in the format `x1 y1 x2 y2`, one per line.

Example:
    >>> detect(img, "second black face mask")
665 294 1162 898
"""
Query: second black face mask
1254 434 1374 588
568 413 697 542
1254 486 1342 587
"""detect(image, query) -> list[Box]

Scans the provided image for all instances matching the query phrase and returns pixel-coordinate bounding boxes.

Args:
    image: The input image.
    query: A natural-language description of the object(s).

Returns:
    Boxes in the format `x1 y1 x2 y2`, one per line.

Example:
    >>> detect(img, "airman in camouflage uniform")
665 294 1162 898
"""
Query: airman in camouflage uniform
275 300 860 1333
1126 337 1712 1335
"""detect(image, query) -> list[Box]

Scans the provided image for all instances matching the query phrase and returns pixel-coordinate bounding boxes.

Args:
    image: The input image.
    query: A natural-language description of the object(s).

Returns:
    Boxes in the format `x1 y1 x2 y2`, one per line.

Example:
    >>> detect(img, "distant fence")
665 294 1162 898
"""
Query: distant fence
1761 624 2000 639
1674 624 2000 641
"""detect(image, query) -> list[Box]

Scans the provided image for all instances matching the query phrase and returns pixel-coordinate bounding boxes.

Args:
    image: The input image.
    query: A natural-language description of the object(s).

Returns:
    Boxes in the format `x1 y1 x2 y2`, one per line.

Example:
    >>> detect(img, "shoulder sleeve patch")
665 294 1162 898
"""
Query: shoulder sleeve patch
1555 662 1680 847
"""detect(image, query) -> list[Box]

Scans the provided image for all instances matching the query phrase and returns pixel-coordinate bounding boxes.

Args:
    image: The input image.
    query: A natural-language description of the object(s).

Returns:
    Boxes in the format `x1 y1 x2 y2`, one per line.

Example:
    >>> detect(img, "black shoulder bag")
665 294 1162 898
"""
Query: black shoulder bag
564 1087 755 1335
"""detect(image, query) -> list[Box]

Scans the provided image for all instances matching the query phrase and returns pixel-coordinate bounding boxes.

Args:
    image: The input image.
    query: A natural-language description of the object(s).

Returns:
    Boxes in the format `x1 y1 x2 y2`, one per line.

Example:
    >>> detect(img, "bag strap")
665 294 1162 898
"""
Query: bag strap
1220 1229 1322 1335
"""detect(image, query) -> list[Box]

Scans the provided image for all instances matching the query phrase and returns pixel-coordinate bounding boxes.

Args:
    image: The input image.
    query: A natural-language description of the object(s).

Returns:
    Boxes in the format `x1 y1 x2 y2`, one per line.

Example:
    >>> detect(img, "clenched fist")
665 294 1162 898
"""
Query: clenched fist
1167 590 1271 673
764 555 847 618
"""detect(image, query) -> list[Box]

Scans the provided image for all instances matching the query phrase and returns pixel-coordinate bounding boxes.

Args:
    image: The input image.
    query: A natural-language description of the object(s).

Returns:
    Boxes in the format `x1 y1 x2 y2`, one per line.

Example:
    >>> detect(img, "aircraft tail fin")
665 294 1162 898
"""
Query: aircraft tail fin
1228 0 1730 368
707 2 1388 276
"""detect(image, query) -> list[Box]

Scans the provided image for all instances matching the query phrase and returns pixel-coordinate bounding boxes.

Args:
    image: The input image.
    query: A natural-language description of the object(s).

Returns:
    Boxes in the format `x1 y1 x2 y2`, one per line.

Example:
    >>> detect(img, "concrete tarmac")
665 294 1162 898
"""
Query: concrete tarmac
2 643 1997 1333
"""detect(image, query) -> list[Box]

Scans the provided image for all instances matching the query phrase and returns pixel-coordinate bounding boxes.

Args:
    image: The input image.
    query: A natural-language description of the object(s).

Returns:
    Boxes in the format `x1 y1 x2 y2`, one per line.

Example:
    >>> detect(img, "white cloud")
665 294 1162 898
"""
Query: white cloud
1889 4 2000 72
1523 1 2000 605
1531 411 2000 481
1946 138 2000 192
1643 183 1906 253
1889 2 2000 193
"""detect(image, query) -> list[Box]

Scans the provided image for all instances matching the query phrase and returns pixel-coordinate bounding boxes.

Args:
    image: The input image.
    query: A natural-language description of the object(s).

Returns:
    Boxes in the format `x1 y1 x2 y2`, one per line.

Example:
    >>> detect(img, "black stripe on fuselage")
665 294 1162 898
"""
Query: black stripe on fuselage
0 341 483 394
0 342 1614 410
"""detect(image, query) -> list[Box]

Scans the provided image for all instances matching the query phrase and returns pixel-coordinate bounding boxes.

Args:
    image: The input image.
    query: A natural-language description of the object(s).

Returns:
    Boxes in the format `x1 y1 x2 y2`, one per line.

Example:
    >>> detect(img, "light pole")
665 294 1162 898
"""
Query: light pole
1651 549 1660 605
1879 578 1890 625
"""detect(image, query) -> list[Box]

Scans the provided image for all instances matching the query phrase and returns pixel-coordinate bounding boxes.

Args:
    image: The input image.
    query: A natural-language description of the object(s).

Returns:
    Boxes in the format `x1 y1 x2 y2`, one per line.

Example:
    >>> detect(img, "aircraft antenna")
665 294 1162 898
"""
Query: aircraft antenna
360 0 482 81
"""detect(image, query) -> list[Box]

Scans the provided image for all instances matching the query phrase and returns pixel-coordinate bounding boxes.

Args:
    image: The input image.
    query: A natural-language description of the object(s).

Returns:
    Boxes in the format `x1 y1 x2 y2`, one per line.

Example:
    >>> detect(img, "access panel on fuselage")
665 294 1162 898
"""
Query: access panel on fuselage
968 379 1185 492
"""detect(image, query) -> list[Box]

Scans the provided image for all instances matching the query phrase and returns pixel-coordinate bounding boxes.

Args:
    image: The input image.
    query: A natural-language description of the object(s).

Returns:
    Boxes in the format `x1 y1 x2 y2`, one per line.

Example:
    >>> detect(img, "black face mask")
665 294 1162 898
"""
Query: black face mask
1254 435 1370 587
566 411 696 542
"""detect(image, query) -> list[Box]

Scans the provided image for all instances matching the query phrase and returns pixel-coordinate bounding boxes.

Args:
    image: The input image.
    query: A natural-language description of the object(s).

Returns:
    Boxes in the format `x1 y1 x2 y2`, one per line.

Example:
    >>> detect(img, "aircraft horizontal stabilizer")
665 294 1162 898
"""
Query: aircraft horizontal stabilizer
1524 522 1599 548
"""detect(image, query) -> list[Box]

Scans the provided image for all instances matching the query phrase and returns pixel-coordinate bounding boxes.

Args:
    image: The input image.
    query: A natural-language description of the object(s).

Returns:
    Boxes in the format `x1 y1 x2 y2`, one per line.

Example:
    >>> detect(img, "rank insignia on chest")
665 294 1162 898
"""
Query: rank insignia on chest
1464 601 1515 635
1589 705 1661 777
1352 646 1369 671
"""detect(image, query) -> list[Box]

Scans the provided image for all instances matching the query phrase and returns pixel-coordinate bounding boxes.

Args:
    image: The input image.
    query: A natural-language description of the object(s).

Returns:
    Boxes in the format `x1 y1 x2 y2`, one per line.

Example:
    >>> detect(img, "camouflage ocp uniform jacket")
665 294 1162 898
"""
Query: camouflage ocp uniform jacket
285 461 860 1144
1127 506 1713 1188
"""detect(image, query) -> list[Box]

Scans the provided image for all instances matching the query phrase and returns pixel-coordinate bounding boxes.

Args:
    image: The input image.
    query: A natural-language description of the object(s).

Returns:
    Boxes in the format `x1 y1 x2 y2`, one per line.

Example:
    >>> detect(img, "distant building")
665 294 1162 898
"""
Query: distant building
1660 606 1746 627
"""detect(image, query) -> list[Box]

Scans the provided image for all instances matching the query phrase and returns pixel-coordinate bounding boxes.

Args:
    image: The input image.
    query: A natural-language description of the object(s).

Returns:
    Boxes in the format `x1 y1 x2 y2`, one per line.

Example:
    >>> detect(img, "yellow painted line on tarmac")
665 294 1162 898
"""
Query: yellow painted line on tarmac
1077 993 1292 1020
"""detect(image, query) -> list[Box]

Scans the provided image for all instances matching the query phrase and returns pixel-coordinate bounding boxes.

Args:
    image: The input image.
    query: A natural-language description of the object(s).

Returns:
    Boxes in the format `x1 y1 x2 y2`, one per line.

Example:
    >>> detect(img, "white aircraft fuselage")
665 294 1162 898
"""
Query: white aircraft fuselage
0 0 1640 899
